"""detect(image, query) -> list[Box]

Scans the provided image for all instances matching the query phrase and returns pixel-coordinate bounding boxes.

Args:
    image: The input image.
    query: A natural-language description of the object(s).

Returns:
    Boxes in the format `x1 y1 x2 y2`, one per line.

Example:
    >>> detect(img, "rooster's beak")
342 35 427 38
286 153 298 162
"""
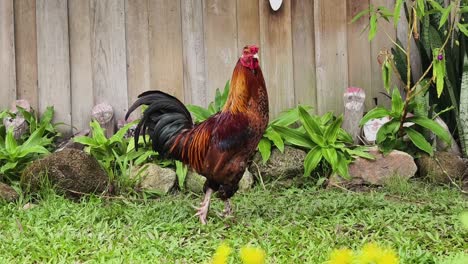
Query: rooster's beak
253 54 259 59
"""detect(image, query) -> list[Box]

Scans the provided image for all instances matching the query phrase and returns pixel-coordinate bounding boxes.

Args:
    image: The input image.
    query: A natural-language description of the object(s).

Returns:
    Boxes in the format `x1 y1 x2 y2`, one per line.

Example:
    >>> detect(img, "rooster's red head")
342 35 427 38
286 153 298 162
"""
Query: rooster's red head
240 45 259 70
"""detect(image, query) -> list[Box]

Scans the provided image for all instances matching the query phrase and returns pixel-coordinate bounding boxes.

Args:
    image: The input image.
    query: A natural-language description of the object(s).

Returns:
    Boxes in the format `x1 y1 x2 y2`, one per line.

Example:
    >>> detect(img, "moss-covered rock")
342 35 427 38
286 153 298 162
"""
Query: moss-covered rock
249 146 306 182
131 164 176 194
417 151 467 183
21 148 108 198
0 182 19 202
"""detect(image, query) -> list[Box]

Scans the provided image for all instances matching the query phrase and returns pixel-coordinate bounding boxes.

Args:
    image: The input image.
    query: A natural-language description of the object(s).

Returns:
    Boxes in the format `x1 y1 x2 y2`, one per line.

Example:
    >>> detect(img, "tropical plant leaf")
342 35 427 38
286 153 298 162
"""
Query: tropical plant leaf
360 107 391 126
265 129 284 152
438 4 452 29
405 127 433 155
369 12 378 40
394 0 404 28
186 105 212 123
175 161 188 189
272 125 315 149
391 87 404 115
303 146 322 177
407 116 451 144
322 147 338 171
258 138 272 163
324 115 343 144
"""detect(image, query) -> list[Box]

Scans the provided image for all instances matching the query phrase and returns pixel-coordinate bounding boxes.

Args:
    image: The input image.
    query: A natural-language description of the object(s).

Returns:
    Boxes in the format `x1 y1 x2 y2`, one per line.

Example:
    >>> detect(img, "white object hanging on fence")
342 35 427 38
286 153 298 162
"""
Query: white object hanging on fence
269 0 282 11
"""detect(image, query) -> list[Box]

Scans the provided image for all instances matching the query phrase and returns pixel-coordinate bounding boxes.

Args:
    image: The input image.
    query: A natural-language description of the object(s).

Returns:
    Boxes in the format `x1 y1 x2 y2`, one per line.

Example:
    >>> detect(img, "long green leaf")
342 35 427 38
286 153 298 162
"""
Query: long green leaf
393 0 403 28
350 8 370 24
324 115 343 144
438 4 452 29
258 138 272 163
369 12 378 40
5 128 17 154
303 146 323 177
74 136 99 147
175 161 188 189
110 122 136 144
376 119 400 144
405 127 433 155
186 105 213 122
298 106 325 146
272 125 315 149
336 152 350 179
407 116 451 144
322 147 338 171
382 60 392 93
17 145 49 158
265 129 284 152
90 120 108 145
391 87 404 115
359 107 391 126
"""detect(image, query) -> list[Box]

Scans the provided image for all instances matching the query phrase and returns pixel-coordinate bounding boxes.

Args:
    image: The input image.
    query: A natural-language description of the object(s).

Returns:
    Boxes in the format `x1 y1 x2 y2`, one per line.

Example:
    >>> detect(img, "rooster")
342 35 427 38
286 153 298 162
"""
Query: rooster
125 45 268 224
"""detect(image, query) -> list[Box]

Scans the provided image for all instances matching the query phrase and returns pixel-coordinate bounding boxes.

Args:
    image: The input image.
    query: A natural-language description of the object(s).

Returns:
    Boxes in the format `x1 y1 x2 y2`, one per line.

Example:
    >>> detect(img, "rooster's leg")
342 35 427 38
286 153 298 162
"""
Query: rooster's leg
194 187 213 224
223 199 233 217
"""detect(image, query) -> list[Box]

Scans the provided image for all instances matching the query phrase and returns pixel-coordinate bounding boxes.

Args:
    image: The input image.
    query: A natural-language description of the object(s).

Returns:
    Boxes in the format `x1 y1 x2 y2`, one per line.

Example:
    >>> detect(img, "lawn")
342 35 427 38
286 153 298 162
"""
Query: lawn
0 181 466 263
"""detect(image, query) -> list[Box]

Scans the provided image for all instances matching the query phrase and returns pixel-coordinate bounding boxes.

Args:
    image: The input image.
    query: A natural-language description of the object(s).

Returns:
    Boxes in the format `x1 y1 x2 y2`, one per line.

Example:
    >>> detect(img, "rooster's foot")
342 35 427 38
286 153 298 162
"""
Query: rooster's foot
193 188 213 225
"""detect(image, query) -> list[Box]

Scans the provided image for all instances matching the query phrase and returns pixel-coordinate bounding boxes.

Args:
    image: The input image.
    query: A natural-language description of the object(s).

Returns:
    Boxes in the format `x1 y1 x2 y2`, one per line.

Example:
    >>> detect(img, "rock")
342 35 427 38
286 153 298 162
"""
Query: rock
250 146 306 182
417 151 467 183
131 164 176 194
185 171 205 193
0 182 19 202
21 148 108 198
238 169 254 191
185 169 254 193
330 148 417 186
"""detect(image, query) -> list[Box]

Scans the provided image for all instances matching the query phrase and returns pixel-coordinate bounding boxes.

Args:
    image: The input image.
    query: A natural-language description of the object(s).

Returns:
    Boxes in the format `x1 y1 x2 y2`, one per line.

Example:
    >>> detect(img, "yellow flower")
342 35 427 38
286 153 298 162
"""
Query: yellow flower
357 243 399 264
328 248 354 264
358 242 384 263
212 243 232 264
377 249 399 264
239 245 266 264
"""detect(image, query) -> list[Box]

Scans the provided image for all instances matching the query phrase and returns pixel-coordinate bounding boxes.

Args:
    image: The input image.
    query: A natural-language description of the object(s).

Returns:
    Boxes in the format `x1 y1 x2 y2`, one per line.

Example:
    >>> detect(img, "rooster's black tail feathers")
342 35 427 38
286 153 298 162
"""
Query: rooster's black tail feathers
125 90 193 156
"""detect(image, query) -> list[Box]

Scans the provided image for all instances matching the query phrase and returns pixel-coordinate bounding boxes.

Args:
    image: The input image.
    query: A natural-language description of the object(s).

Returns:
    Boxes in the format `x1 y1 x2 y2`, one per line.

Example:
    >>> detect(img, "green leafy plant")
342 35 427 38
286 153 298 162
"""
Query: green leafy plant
257 106 313 163
0 107 59 181
354 0 460 156
74 120 188 192
74 120 156 179
186 80 230 123
273 106 373 178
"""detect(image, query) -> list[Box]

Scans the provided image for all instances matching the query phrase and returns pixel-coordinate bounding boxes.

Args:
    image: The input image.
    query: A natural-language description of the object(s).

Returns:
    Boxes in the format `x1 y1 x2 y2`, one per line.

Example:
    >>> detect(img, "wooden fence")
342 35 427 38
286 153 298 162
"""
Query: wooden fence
0 0 399 133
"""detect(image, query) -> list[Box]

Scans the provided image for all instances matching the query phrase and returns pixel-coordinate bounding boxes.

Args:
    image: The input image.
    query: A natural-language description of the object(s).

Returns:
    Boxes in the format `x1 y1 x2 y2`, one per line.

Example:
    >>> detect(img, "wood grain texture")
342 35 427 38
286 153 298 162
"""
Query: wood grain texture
14 0 38 110
0 0 16 109
69 0 94 131
181 0 207 106
259 0 295 117
314 0 348 115
36 0 71 133
203 0 238 101
125 0 150 108
236 0 260 53
90 0 128 123
148 0 184 100
291 0 316 109
347 0 373 110
370 0 395 108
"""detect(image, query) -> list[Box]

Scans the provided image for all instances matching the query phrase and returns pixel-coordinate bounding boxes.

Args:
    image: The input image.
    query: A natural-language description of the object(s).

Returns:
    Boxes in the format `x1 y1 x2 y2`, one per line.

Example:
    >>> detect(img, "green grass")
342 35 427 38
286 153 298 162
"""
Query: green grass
0 181 466 263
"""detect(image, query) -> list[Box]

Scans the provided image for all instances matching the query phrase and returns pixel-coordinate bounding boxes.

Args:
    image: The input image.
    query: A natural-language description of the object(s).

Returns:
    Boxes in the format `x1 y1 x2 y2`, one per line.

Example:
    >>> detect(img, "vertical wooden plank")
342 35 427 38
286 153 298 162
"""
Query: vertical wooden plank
236 0 260 50
69 0 94 131
14 0 38 111
36 0 71 133
148 0 184 100
314 0 348 115
181 0 207 106
291 0 316 109
90 0 128 122
347 0 373 111
259 0 294 117
397 6 422 85
125 0 150 106
370 0 395 108
0 0 16 109
203 0 238 101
